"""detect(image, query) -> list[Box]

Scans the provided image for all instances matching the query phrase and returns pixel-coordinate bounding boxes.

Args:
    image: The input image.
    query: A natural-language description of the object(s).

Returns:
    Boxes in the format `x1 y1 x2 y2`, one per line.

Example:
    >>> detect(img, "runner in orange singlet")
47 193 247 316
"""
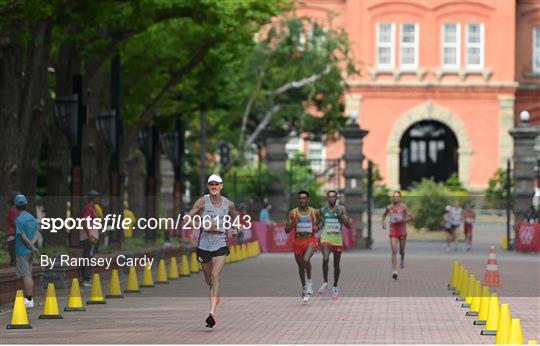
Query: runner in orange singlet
285 190 322 302
381 191 412 280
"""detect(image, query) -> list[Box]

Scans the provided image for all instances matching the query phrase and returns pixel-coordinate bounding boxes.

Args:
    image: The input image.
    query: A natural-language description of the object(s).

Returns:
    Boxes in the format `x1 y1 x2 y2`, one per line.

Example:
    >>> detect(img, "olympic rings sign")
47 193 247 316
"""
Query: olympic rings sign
519 225 535 245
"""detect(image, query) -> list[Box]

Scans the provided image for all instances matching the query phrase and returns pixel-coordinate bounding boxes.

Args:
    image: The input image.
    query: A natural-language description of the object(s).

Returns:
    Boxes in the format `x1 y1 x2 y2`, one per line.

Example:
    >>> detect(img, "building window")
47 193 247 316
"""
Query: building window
307 141 325 173
466 23 484 70
377 23 395 69
286 137 304 159
400 23 418 69
534 27 540 73
442 23 460 69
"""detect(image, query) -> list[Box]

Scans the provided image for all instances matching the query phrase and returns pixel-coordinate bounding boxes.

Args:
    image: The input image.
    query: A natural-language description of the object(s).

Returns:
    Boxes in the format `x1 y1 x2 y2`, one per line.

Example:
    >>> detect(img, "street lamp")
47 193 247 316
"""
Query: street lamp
160 116 184 218
54 93 83 247
96 110 121 243
137 125 158 240
54 95 79 145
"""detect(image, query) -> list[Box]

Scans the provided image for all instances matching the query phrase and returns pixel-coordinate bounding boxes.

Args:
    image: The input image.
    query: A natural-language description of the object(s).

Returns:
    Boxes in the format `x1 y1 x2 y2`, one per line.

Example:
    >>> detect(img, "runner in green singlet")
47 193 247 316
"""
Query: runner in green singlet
317 190 350 300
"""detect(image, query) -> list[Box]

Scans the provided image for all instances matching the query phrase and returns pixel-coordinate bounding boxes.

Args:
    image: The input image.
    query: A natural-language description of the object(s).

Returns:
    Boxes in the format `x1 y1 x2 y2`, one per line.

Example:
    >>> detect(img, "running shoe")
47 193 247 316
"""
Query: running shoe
205 313 216 328
331 286 339 300
318 282 329 294
301 290 310 302
392 271 399 280
305 279 314 295
400 258 405 269
24 298 34 308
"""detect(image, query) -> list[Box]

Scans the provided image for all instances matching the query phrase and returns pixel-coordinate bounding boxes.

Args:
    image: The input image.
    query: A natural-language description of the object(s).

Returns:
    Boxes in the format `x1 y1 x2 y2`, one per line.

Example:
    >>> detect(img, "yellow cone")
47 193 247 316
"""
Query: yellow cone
481 293 500 335
467 281 481 316
168 257 179 280
198 262 202 270
450 261 459 290
156 259 169 283
39 283 63 319
255 240 261 255
125 266 141 293
87 273 106 304
106 269 123 298
248 242 254 258
474 286 490 325
230 245 237 263
7 290 32 329
456 266 465 295
190 253 200 273
464 274 476 306
508 319 524 345
180 255 191 276
242 243 248 260
65 278 86 311
459 269 470 299
141 264 155 287
495 304 511 344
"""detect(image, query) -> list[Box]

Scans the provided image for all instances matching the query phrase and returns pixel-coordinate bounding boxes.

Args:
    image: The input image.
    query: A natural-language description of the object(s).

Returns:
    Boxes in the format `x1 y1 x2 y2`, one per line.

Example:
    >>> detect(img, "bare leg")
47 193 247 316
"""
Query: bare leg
201 261 213 287
294 254 306 288
333 251 341 287
399 238 406 268
321 245 331 283
22 276 33 298
390 237 398 272
209 256 226 315
303 246 316 280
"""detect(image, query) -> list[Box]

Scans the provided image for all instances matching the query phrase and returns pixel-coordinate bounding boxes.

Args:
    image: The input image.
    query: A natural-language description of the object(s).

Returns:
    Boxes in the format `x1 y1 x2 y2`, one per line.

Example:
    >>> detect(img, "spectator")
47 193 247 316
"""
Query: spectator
524 205 538 224
80 190 100 287
14 194 40 308
6 191 21 266
259 202 274 224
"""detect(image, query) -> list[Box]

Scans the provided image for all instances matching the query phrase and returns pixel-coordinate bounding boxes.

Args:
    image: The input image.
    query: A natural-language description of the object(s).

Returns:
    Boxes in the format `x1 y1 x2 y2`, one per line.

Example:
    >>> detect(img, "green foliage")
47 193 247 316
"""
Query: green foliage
365 163 391 208
485 168 512 209
286 152 325 209
406 177 471 231
221 162 277 204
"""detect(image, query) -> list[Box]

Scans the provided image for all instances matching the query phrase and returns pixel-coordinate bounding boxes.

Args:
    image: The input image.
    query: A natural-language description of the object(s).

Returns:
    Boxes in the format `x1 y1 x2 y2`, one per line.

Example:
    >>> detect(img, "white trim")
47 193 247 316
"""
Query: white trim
400 23 419 70
534 27 540 73
376 22 395 69
466 23 484 70
442 23 461 70
286 136 305 159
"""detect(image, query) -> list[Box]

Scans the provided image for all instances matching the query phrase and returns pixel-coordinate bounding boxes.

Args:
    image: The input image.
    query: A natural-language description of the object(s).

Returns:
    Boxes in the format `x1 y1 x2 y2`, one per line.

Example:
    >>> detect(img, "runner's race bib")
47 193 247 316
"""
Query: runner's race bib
389 212 403 224
325 219 341 234
296 216 313 234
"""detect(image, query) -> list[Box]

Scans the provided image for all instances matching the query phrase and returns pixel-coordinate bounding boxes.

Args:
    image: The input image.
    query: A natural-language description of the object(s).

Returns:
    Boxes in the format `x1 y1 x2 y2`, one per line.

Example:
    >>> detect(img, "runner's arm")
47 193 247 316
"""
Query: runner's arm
403 205 413 222
228 201 240 234
381 207 389 229
339 206 351 229
314 209 323 233
182 197 204 228
284 211 295 234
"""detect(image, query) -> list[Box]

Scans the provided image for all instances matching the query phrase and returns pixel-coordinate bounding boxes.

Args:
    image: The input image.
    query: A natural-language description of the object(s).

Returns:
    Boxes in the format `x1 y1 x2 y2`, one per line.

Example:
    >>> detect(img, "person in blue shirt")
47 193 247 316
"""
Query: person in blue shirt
14 194 40 308
259 202 273 224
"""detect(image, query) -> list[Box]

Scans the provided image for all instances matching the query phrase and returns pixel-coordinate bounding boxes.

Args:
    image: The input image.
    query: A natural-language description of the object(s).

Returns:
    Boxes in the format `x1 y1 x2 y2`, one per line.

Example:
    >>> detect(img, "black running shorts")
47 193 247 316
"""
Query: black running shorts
196 246 229 263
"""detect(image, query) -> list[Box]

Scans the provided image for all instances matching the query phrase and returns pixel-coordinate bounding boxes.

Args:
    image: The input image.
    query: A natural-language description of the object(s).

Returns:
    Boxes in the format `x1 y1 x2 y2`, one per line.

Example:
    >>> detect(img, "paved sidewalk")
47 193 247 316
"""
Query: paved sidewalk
1 240 538 344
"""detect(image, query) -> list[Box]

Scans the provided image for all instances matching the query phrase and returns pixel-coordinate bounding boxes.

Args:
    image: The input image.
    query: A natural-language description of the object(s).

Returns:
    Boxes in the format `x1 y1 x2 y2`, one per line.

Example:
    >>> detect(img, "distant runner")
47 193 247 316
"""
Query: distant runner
183 174 240 328
381 191 412 280
317 190 350 300
285 190 322 302
463 204 476 251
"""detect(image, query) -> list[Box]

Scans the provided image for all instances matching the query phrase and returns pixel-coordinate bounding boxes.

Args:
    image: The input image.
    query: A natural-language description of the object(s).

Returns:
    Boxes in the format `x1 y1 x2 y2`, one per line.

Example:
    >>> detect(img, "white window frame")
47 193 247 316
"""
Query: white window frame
376 22 396 69
400 23 419 70
534 27 540 73
465 23 484 70
442 23 461 70
286 137 304 159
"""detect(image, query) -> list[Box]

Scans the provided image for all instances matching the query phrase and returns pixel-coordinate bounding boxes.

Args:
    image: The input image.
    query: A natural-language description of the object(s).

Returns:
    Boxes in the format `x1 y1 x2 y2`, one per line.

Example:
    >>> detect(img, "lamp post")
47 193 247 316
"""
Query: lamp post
54 81 84 247
96 110 121 243
160 116 184 218
137 125 158 240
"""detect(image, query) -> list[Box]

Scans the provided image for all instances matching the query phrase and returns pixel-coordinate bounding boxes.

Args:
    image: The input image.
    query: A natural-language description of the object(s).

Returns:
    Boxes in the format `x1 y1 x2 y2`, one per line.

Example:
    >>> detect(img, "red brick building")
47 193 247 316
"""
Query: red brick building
294 0 540 190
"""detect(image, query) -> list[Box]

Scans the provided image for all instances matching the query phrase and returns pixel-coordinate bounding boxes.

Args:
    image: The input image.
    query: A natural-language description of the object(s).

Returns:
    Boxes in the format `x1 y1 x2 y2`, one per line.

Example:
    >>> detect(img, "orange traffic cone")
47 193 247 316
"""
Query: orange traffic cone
483 246 501 287
6 290 32 329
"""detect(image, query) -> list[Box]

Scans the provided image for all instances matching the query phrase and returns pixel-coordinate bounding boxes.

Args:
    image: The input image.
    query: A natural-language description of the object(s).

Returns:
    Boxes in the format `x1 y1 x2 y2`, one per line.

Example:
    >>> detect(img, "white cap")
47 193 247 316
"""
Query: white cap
207 174 223 184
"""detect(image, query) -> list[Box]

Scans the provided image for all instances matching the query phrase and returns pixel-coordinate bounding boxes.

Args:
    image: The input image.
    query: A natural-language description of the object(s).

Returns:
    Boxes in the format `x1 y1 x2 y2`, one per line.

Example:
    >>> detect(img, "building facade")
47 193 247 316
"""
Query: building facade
293 0 540 190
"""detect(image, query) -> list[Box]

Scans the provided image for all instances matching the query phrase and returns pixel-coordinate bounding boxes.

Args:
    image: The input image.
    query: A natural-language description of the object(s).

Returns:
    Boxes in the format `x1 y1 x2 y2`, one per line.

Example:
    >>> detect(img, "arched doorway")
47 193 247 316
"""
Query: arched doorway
399 120 458 189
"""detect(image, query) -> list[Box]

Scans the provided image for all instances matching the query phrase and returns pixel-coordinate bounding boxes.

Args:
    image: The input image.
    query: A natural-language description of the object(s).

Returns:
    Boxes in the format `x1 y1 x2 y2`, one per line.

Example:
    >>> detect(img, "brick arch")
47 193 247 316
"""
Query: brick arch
386 101 473 190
